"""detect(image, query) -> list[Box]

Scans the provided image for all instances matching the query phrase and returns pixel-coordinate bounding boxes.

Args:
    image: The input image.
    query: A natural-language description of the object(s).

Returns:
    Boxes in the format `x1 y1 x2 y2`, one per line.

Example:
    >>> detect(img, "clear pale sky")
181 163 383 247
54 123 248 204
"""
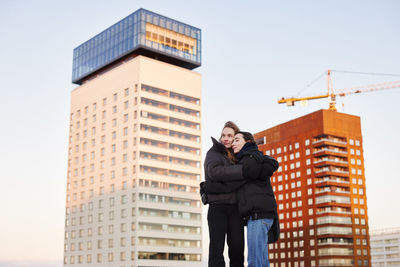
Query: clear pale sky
1 0 399 265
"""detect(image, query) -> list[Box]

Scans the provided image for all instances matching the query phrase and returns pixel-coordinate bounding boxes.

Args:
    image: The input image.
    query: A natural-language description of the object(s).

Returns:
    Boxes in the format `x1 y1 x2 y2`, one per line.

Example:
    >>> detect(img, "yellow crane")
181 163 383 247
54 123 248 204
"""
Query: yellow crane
278 69 400 111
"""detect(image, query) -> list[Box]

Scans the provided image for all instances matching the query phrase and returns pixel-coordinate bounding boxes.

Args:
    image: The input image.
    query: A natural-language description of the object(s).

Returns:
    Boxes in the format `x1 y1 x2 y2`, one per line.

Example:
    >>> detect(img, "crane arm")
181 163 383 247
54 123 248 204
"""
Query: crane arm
335 80 400 96
278 94 330 106
278 68 400 110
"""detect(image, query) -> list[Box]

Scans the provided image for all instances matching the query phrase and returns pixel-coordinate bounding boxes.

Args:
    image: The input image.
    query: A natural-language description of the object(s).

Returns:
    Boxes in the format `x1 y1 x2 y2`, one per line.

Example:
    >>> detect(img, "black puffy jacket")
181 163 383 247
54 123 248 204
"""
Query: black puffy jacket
236 142 278 220
203 137 244 204
236 142 280 243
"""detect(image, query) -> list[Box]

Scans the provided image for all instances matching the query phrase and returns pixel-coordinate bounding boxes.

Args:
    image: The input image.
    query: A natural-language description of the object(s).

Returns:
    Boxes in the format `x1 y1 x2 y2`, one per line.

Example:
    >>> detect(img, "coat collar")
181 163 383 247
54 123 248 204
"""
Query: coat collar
210 137 227 154
236 142 260 160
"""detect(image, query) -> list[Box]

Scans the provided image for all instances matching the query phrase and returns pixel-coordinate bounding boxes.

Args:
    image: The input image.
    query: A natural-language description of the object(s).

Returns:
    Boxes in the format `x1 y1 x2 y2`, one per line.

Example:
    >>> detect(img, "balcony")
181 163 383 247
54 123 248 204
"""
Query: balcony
314 147 348 155
313 137 347 147
315 167 349 175
315 187 350 195
316 209 352 215
317 226 353 236
318 237 353 246
314 157 348 167
318 249 354 256
316 195 351 205
315 177 350 185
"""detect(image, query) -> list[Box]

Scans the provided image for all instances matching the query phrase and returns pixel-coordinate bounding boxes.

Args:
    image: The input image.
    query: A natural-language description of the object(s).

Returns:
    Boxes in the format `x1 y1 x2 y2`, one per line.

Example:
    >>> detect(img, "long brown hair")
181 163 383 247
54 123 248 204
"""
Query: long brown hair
220 121 240 161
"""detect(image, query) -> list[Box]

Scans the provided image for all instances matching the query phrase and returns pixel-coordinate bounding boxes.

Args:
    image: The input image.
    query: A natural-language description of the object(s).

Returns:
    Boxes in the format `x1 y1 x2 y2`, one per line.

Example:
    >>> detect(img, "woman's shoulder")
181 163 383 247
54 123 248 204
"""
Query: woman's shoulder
206 147 226 162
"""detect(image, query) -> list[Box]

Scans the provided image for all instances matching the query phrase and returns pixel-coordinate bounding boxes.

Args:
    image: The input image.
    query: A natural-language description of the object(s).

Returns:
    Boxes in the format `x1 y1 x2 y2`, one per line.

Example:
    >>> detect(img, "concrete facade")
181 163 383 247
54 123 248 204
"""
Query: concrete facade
371 228 400 266
64 55 202 266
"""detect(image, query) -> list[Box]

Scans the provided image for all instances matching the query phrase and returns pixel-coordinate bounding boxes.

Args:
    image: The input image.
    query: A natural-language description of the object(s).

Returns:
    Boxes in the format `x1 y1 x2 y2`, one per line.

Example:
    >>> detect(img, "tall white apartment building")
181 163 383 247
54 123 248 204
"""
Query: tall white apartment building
64 9 202 267
370 228 400 267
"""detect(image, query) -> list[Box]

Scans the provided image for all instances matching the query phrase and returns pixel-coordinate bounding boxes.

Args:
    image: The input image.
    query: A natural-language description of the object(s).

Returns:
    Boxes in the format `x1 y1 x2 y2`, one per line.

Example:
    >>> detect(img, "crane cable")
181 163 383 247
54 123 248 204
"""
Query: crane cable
294 69 400 98
330 70 400 77
295 71 326 97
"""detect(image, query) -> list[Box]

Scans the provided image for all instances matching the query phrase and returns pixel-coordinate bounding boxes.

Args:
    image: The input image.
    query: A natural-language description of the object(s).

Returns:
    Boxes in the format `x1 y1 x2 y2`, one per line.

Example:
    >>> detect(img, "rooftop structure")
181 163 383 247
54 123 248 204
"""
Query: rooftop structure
72 8 201 84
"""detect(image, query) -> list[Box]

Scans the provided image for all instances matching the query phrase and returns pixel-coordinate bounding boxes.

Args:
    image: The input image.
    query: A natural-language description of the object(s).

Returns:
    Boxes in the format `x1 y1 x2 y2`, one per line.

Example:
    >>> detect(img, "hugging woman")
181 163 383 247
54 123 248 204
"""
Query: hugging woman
203 121 244 267
202 128 279 267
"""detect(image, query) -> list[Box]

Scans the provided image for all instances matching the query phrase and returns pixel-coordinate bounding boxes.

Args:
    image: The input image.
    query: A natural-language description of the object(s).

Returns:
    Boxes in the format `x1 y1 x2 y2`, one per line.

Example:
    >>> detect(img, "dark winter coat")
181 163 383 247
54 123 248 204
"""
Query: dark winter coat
203 137 244 204
236 142 278 220
236 142 280 243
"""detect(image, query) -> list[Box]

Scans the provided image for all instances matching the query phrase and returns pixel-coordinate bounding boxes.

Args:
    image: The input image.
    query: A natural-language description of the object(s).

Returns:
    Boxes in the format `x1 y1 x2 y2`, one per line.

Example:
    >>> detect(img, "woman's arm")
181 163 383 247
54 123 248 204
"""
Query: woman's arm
240 153 279 180
240 155 263 180
261 155 279 177
201 180 246 194
204 150 244 182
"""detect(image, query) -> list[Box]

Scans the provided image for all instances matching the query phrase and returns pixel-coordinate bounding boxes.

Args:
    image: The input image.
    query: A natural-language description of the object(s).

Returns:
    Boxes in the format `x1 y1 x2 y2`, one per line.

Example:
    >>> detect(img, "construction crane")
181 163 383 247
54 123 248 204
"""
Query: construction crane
278 69 400 111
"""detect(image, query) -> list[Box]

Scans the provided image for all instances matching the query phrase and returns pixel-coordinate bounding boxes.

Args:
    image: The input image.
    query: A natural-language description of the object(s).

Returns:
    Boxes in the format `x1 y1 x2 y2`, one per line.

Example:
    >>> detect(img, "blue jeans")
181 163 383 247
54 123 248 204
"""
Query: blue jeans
247 218 274 267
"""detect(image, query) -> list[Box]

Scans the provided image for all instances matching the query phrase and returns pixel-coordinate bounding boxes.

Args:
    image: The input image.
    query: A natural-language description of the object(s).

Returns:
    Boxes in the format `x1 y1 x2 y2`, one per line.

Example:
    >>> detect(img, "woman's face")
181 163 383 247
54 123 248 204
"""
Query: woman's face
232 133 246 153
220 127 235 148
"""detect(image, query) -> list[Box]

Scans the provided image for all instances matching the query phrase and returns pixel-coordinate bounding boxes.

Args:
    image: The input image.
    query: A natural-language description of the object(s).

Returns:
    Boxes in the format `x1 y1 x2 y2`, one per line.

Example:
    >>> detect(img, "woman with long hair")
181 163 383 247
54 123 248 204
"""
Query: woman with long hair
204 121 245 267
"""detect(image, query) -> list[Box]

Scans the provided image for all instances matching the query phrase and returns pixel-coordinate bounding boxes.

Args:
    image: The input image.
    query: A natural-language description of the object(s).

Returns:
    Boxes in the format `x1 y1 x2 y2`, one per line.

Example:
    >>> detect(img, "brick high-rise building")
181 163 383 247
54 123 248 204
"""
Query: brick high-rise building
254 109 371 267
64 9 202 267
